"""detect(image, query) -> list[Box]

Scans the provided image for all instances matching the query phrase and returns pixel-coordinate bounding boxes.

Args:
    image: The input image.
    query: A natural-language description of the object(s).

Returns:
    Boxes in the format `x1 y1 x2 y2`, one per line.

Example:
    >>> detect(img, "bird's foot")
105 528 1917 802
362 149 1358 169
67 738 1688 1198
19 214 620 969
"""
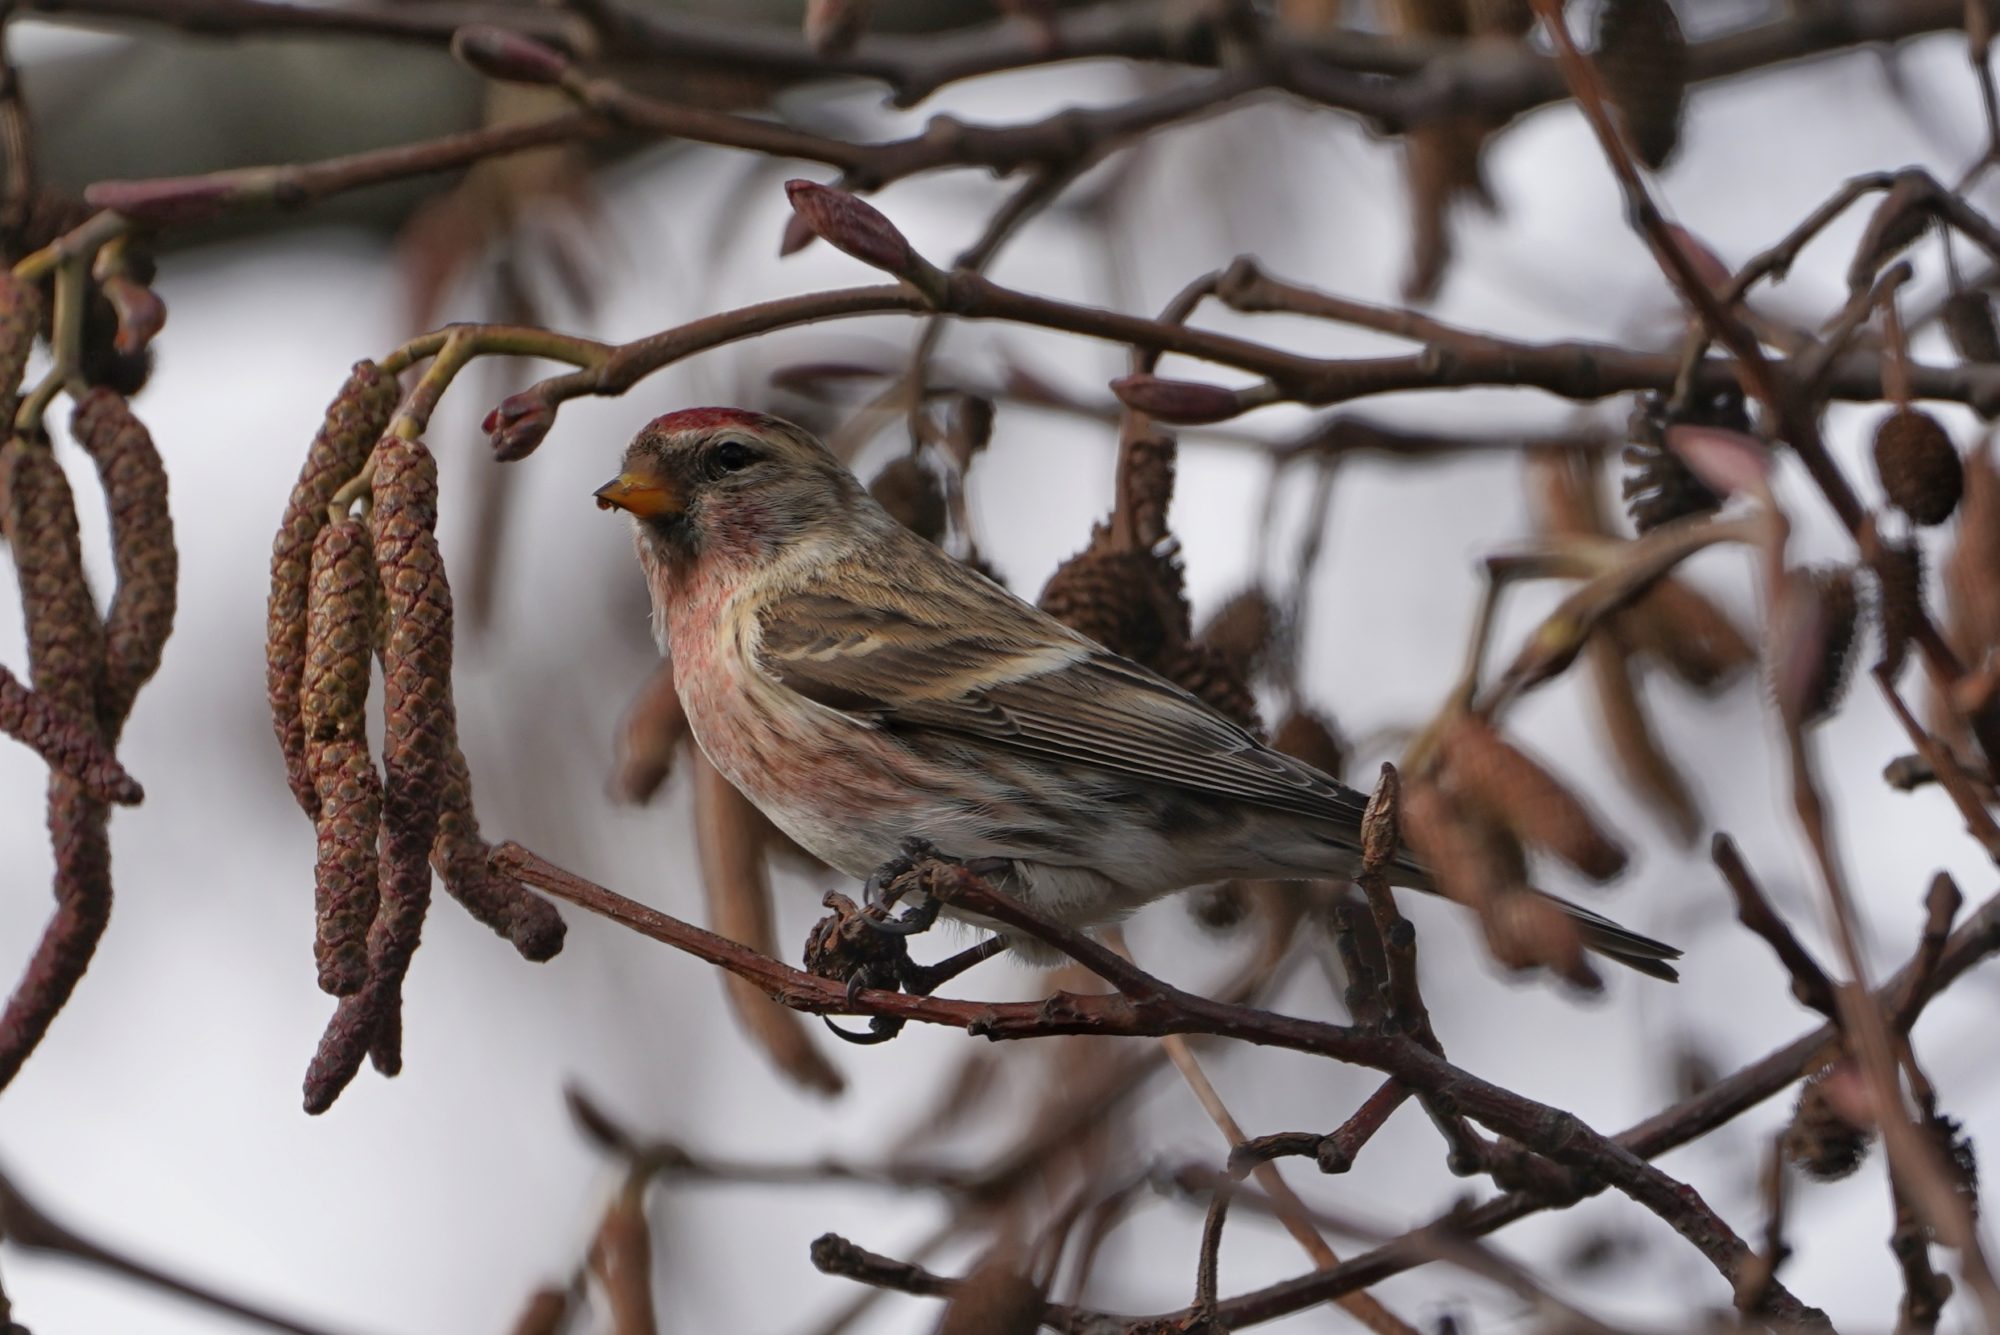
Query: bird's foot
804 890 914 1045
857 842 946 936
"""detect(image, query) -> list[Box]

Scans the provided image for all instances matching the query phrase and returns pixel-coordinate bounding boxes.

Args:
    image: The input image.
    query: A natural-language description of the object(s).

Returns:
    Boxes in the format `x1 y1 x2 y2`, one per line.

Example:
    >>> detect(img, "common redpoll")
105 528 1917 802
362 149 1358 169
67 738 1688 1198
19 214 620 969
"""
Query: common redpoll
595 409 1679 980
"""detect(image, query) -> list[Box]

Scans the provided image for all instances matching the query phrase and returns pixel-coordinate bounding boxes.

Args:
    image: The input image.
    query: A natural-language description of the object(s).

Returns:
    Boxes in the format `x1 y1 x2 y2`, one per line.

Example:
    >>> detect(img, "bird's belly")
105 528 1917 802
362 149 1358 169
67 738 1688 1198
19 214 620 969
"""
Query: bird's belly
677 668 930 877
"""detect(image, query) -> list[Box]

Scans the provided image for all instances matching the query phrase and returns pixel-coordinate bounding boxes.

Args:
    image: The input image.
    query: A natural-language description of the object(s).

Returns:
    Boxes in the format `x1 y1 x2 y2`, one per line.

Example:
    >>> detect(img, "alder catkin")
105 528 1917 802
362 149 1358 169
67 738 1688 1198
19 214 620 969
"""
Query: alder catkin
0 665 141 804
267 361 400 818
302 516 381 997
0 438 112 1093
70 389 175 736
0 268 42 423
433 738 565 962
366 435 454 1073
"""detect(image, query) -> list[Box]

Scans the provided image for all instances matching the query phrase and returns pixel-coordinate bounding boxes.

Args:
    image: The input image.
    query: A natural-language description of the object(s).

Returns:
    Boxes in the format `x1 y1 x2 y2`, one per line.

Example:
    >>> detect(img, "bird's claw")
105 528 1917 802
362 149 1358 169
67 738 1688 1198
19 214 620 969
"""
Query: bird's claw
822 1014 905 1045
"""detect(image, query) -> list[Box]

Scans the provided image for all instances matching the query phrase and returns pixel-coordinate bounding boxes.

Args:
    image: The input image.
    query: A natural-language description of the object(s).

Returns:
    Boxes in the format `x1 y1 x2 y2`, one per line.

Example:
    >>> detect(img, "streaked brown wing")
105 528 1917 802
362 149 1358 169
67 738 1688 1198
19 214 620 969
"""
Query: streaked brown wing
754 563 1369 828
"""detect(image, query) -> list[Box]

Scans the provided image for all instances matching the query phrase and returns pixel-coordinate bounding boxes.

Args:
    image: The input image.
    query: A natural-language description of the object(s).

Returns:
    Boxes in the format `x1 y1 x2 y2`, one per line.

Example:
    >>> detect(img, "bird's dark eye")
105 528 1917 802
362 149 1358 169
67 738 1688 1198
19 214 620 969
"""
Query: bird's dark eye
710 439 757 475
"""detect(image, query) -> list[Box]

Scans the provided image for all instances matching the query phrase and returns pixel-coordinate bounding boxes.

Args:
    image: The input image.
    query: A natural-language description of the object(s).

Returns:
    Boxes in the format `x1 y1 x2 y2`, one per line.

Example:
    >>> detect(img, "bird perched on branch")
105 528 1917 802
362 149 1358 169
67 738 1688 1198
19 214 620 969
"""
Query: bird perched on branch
595 408 1680 981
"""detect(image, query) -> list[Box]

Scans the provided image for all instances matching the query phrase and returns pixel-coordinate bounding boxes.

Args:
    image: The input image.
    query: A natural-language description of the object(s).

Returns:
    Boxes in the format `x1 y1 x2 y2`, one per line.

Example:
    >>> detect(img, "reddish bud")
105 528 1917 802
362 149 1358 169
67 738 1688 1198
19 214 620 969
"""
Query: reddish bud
450 25 572 85
1109 373 1244 425
484 390 557 461
783 180 925 282
85 176 239 227
778 211 818 257
1664 423 1771 500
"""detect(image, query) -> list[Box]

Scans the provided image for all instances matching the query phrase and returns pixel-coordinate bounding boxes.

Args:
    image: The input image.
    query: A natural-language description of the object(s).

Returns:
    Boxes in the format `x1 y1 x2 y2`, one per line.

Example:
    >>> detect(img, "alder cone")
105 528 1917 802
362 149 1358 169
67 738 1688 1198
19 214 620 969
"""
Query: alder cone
1871 539 1923 679
1785 1071 1872 1181
1621 393 1722 533
71 389 176 736
1154 638 1260 734
1038 541 1187 664
1775 566 1860 726
1945 290 2000 367
267 361 401 818
302 518 381 996
868 454 946 543
1873 408 1963 527
1596 0 1689 169
1272 707 1346 780
366 435 455 1073
1199 587 1279 683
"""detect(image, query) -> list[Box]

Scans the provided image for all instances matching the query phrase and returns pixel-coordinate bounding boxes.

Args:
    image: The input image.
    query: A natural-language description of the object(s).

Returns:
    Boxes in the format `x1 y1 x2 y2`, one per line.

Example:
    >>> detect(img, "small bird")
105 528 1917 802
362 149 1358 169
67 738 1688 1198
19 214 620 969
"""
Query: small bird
595 408 1679 981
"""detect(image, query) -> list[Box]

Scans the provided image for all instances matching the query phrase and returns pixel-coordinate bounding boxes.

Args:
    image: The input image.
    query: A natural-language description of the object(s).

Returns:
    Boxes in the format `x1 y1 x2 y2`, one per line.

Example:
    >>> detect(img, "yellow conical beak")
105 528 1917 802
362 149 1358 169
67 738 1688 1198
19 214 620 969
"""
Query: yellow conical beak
594 472 683 520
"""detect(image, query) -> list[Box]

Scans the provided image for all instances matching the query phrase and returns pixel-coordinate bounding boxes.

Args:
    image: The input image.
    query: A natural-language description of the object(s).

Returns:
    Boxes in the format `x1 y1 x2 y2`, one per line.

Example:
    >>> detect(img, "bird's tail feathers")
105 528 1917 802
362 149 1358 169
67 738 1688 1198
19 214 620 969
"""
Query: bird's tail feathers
1387 859 1681 982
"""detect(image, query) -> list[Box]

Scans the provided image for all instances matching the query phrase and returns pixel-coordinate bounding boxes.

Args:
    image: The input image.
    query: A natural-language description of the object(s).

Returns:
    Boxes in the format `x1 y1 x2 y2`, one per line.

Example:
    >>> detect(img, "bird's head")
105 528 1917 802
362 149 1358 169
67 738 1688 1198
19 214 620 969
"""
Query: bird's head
594 408 866 574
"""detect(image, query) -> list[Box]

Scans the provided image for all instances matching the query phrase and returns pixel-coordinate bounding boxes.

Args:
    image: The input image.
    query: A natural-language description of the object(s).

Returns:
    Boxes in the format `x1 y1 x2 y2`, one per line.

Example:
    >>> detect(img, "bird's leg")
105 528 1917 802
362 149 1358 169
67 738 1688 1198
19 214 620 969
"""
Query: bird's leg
899 935 1007 996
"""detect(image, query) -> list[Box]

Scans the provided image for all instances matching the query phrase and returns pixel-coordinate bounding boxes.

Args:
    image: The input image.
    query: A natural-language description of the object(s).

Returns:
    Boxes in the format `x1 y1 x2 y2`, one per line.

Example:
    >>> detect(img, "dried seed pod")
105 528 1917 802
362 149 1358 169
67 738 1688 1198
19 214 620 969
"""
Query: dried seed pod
1596 0 1689 169
1153 639 1259 733
507 1288 570 1335
1772 566 1861 726
1871 538 1924 679
1873 408 1963 527
1588 638 1700 843
70 389 176 736
1199 587 1280 683
936 1244 1046 1335
1614 577 1754 693
1785 1068 1873 1181
1441 716 1629 881
0 665 142 804
366 435 455 1073
610 657 688 805
1272 707 1347 779
302 517 382 997
0 267 43 421
1622 394 1722 533
1038 538 1187 663
433 739 565 961
1486 890 1597 990
693 753 843 1095
267 361 401 818
0 439 115 1093
1400 779 1521 919
589 1184 656 1335
868 454 946 543
1945 290 2000 366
